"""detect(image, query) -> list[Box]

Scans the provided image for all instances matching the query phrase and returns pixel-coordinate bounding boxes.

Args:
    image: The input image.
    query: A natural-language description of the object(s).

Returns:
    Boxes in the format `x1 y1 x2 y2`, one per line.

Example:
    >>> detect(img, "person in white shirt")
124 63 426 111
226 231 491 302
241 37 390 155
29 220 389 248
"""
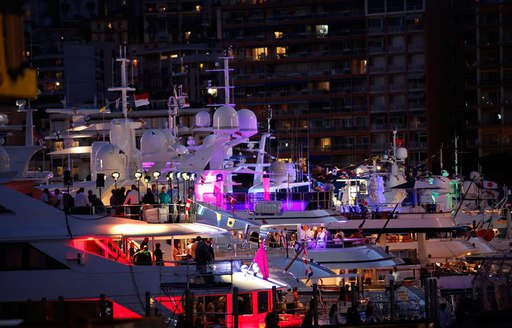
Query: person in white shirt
74 188 91 207
384 269 395 292
74 187 91 214
392 266 402 284
317 226 327 248
124 184 140 218
53 189 64 210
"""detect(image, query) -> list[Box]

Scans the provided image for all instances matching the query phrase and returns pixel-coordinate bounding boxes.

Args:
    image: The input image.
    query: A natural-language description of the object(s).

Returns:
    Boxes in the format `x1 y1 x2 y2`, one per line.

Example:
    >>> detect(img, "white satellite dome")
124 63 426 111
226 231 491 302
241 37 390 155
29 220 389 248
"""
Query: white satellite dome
432 176 451 192
269 161 290 183
237 108 258 138
469 171 481 181
396 147 408 160
213 105 239 134
0 147 10 171
140 129 169 154
95 143 128 178
195 111 211 127
175 144 189 155
202 134 217 146
285 163 297 182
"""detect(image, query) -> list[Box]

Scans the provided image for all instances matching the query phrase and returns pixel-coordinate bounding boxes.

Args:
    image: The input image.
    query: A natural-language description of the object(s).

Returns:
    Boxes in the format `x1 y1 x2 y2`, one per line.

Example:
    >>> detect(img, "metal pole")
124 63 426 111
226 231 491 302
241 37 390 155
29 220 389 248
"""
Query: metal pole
233 287 239 328
145 291 151 317
312 283 319 328
389 279 395 321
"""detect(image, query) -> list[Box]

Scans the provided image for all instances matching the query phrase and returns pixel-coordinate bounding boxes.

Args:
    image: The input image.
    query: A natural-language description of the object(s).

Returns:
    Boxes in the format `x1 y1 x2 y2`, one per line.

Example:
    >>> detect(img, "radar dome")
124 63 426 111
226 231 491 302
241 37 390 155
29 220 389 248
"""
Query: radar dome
95 143 128 178
0 147 9 171
285 163 297 182
195 111 211 128
396 147 408 160
175 144 189 155
202 134 217 146
140 129 169 154
237 108 258 137
469 171 481 181
213 105 239 135
269 161 291 183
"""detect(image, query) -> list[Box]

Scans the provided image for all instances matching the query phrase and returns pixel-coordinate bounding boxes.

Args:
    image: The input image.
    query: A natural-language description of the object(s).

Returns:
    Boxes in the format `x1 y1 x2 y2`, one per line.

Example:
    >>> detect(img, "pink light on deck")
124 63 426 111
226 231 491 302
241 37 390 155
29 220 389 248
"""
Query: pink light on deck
142 161 155 170
263 172 270 201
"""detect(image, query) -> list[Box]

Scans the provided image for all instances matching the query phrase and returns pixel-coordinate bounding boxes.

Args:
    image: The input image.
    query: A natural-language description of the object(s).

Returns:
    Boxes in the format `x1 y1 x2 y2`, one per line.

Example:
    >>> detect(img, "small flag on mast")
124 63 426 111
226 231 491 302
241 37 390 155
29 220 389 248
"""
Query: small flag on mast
134 93 150 107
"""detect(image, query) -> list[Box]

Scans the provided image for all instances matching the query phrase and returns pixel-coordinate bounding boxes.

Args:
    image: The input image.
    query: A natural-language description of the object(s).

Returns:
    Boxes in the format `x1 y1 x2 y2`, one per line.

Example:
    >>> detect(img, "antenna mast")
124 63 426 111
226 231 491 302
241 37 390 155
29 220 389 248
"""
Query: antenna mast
108 46 135 119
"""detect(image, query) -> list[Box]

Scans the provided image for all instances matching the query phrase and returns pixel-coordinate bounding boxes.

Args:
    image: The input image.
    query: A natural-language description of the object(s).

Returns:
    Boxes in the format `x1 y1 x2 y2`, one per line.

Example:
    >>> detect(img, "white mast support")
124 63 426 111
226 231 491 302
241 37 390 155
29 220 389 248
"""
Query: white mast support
17 108 36 147
206 56 235 107
108 46 135 119
223 56 231 106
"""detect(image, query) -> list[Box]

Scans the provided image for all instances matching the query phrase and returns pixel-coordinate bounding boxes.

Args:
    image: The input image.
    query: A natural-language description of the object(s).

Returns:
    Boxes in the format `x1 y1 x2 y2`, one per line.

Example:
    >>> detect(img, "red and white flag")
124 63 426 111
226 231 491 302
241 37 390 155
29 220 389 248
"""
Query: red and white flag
483 180 498 189
253 243 269 279
134 93 150 107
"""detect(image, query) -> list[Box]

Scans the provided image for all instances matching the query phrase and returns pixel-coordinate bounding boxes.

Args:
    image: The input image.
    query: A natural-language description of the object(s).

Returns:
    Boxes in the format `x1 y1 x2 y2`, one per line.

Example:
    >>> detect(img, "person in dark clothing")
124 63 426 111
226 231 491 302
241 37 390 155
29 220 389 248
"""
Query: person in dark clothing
265 311 279 328
142 188 156 204
346 306 361 325
195 236 212 273
129 242 136 263
207 240 215 261
140 237 149 249
153 243 163 266
134 245 152 265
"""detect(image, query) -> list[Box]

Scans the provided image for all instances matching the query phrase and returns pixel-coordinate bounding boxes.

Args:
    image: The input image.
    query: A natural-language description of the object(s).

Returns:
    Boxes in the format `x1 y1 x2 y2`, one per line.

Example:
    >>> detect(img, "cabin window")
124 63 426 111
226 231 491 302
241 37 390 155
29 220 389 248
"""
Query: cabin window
237 293 253 315
258 291 269 313
0 243 69 271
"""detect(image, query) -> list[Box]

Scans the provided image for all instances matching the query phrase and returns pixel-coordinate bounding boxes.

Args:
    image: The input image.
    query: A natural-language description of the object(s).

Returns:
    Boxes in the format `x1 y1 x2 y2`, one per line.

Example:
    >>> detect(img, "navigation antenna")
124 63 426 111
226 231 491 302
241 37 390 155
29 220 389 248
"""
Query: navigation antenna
108 46 135 119
206 49 235 107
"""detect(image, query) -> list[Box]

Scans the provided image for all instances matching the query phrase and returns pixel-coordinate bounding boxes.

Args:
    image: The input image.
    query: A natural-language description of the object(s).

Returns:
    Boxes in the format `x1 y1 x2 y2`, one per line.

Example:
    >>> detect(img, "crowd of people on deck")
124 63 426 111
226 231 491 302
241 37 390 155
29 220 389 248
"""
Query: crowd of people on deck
40 187 104 214
128 236 215 269
39 183 196 221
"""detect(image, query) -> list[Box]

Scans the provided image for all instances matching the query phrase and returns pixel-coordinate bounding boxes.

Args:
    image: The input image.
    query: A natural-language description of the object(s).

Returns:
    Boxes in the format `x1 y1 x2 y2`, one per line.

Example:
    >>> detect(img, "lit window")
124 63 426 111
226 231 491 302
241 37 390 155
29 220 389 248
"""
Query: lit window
320 137 331 150
185 31 191 40
132 59 138 66
107 22 112 30
276 47 287 58
253 47 267 60
200 63 204 70
274 31 283 39
316 25 328 37
196 5 201 12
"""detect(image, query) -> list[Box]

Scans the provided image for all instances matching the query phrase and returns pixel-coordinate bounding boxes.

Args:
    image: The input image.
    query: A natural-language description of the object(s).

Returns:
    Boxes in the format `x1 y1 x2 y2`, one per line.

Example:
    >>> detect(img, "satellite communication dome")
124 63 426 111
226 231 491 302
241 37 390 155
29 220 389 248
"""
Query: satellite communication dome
140 129 169 154
269 161 290 183
95 143 127 177
469 171 481 181
213 105 239 135
175 144 189 155
237 108 258 138
396 147 408 160
0 147 10 171
202 134 217 146
432 177 451 192
285 163 297 182
195 111 211 128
